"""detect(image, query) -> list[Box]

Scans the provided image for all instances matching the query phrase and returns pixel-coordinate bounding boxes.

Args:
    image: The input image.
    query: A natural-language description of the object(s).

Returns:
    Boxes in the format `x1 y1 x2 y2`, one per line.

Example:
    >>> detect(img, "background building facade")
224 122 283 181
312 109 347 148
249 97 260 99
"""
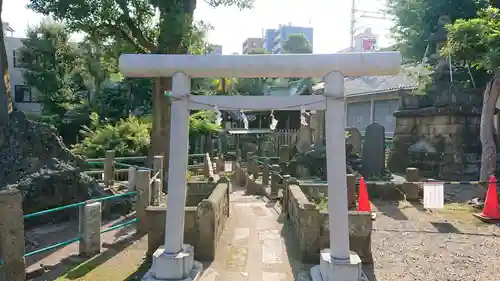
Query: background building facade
263 24 313 54
242 38 264 54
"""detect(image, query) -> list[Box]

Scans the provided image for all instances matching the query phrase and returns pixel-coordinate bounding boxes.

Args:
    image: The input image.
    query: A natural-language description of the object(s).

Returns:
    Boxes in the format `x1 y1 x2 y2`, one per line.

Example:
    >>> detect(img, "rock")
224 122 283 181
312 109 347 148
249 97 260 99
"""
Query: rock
0 111 102 216
288 142 362 180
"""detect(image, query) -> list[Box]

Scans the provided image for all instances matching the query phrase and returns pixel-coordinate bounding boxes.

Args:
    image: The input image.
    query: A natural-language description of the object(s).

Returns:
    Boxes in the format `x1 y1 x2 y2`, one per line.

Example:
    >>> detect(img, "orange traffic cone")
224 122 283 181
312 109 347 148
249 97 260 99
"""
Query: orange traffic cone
358 177 371 212
473 175 500 223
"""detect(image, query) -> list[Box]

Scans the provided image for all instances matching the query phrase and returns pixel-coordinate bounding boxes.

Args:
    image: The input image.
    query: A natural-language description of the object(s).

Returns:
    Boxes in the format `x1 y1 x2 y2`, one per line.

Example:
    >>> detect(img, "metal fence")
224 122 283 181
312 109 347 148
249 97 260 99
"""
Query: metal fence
0 191 138 265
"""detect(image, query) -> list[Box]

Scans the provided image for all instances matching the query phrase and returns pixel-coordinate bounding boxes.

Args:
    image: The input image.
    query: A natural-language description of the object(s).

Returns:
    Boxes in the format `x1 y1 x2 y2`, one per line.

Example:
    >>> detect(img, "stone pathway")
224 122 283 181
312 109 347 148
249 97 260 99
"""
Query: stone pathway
198 190 310 281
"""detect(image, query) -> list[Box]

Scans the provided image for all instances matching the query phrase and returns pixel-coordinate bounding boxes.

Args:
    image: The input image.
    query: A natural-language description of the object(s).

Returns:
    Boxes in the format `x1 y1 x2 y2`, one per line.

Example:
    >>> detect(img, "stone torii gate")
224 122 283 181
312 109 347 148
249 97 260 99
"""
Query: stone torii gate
119 52 401 281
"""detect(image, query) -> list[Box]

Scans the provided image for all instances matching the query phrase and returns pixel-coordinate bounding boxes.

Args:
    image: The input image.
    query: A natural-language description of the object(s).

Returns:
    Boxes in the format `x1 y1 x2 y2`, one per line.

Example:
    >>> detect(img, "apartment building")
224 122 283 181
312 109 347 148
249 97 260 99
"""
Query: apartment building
242 37 264 54
263 24 313 54
4 36 42 114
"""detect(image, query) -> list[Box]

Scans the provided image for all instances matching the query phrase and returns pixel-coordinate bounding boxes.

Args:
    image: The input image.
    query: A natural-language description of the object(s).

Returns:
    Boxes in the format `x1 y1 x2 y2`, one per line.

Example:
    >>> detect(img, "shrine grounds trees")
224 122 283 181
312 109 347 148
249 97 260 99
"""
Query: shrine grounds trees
27 0 254 172
388 0 488 62
442 7 500 183
389 0 500 185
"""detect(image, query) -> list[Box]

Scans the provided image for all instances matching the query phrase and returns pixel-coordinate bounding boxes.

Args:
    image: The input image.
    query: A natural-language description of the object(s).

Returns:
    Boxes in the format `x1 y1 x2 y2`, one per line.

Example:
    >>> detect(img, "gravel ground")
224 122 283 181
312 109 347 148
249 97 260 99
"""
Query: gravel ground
369 198 500 281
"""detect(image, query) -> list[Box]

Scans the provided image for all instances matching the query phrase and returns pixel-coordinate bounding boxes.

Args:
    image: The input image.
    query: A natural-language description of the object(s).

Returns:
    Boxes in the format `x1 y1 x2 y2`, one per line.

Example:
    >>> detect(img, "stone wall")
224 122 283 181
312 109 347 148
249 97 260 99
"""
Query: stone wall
186 181 219 206
146 179 230 261
284 181 373 264
388 106 481 180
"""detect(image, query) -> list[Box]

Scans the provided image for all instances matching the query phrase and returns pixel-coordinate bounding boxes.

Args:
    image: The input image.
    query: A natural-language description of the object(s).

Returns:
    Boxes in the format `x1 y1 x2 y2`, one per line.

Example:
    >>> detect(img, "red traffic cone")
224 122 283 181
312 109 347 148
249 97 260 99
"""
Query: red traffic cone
474 175 500 223
358 177 371 213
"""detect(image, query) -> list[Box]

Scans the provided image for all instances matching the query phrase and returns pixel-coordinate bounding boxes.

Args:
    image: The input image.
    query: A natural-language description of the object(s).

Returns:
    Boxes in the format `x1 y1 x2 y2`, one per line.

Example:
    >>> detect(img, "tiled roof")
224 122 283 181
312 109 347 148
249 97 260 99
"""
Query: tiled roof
312 70 418 96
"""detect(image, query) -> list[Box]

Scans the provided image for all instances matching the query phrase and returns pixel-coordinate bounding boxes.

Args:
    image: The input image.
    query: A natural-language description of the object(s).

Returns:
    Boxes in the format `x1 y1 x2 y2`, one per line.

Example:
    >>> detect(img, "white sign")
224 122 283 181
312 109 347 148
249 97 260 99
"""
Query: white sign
224 162 233 172
423 182 444 209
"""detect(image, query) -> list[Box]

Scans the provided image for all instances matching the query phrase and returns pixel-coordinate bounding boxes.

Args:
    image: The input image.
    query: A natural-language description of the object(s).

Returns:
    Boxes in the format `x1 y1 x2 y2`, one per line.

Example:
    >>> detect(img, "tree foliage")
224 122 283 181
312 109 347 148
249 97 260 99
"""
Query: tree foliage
442 7 500 72
387 0 488 61
189 110 220 136
282 33 313 54
19 19 87 124
27 0 253 54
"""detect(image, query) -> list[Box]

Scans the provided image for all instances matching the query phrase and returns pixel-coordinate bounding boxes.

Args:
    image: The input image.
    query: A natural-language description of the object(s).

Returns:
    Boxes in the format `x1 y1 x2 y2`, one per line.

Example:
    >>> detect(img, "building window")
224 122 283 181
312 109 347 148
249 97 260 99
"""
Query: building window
12 50 22 68
14 85 36 102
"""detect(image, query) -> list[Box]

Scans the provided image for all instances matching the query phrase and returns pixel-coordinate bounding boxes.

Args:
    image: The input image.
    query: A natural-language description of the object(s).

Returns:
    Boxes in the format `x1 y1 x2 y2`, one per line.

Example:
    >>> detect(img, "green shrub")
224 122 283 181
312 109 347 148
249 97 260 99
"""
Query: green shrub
72 110 220 159
71 115 151 158
189 110 220 136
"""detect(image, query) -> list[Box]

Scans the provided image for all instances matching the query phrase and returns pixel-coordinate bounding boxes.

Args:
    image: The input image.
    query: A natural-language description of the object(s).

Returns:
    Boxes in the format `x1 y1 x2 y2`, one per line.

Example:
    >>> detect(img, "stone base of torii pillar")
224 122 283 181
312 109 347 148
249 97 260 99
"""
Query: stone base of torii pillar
141 245 203 281
310 250 368 281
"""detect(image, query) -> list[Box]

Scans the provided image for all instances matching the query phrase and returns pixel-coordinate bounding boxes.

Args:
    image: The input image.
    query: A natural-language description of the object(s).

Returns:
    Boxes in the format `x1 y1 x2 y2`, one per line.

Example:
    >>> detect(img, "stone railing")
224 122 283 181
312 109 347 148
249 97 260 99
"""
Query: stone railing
85 151 164 189
365 167 421 201
145 177 230 261
283 177 373 264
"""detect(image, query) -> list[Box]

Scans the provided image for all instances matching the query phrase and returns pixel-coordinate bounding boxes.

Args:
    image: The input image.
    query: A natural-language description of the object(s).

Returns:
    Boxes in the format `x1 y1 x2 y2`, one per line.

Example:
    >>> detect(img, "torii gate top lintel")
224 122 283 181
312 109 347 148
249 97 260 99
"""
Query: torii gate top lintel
119 52 402 79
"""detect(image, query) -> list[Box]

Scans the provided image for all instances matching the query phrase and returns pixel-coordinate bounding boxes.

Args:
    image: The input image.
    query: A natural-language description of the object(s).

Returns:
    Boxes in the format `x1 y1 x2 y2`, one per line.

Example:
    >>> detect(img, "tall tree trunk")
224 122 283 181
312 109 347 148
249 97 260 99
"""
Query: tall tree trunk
148 0 196 178
0 5 13 146
150 77 171 173
479 71 500 197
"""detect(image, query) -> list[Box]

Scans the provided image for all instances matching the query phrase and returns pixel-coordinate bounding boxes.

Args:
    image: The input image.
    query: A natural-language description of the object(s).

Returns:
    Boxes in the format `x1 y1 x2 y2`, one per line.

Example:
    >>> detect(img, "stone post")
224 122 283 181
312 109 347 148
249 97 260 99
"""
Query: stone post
262 158 270 186
347 174 357 209
79 201 102 257
128 166 137 192
136 169 151 234
282 175 293 216
233 161 245 187
270 164 281 198
151 179 162 206
203 153 214 178
153 155 164 191
236 148 242 161
315 111 325 150
248 155 260 178
279 145 290 162
0 189 25 281
213 156 219 173
403 167 420 201
104 150 115 186
215 156 225 173
247 151 255 163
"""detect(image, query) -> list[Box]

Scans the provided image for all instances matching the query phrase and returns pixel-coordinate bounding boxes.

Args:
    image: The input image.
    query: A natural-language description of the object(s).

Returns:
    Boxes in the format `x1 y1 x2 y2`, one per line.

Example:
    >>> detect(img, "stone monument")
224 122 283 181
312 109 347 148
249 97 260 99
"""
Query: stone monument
388 15 482 180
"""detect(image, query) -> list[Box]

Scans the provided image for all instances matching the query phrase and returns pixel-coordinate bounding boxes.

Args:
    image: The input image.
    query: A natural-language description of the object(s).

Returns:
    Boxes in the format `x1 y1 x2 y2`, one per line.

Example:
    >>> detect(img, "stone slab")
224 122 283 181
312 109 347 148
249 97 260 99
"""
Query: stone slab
141 260 203 281
262 272 287 281
199 268 219 281
232 228 250 246
227 247 248 268
259 230 284 264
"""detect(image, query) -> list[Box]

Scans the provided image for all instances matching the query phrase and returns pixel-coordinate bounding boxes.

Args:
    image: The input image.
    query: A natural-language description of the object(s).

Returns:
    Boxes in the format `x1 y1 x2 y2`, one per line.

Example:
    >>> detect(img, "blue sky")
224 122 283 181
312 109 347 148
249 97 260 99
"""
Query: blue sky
3 0 393 54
